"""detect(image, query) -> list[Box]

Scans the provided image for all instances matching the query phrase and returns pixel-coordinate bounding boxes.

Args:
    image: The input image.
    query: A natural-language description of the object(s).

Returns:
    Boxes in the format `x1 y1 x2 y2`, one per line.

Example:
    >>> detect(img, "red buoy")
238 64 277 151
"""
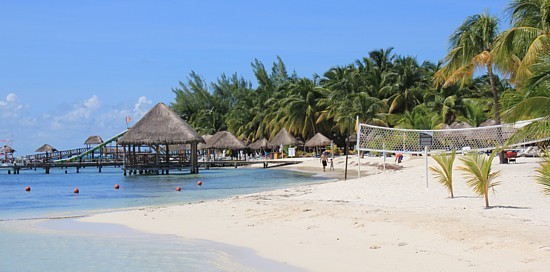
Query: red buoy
176 186 182 191
114 184 120 189
25 186 31 192
197 180 203 186
73 188 79 194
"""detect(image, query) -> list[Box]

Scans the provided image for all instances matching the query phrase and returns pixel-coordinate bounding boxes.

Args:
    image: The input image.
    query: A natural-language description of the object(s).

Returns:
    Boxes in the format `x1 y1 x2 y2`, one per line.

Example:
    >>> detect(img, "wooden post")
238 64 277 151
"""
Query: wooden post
165 144 170 175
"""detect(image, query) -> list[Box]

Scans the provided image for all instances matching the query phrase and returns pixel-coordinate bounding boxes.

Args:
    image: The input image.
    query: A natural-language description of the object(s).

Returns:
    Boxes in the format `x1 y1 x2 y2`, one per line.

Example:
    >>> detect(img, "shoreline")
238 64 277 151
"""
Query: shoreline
82 156 550 271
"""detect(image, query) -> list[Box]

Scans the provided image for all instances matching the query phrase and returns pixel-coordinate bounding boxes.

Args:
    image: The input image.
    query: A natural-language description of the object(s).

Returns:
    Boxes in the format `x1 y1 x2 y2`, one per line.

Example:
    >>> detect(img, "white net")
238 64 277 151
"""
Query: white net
357 119 548 155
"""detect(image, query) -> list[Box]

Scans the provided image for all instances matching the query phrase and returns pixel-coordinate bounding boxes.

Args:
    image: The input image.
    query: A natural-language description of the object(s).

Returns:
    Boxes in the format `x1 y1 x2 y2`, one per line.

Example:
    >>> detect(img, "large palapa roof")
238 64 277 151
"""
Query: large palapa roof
205 131 245 149
269 128 298 147
304 133 331 147
119 102 204 145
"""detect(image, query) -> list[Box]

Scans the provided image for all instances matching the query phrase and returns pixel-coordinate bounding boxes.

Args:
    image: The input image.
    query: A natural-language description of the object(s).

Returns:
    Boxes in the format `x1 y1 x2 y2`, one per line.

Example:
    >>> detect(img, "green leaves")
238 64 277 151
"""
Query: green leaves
535 155 550 196
429 149 457 198
457 152 501 207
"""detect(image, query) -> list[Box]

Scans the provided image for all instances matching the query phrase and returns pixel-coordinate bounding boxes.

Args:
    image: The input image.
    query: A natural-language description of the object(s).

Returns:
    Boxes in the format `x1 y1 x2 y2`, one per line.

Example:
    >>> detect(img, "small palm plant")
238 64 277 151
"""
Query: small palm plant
429 149 457 198
535 154 550 196
457 152 501 208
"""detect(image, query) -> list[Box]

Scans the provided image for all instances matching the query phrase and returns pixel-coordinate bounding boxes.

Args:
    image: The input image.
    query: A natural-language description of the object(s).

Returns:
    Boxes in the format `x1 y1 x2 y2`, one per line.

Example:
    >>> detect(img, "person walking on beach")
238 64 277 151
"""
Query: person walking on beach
320 152 328 172
329 158 334 171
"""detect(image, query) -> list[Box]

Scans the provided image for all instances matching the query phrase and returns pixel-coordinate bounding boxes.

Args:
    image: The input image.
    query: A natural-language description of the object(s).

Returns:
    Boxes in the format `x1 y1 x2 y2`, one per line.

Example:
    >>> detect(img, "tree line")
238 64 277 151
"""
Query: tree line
170 0 548 147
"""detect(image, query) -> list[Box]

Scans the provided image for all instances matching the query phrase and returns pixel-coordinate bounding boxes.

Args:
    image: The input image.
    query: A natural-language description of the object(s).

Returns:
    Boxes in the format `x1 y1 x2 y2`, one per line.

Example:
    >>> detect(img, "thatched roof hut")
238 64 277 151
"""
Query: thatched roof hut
119 102 204 174
119 103 204 145
205 131 245 149
269 128 298 147
198 135 214 150
248 138 270 150
305 133 331 147
479 119 498 127
84 135 104 145
2 145 15 153
35 144 57 153
450 121 473 129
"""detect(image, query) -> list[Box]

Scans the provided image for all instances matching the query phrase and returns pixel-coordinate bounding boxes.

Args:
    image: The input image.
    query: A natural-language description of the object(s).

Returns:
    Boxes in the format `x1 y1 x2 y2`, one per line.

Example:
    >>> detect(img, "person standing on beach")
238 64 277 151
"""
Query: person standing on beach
320 152 328 172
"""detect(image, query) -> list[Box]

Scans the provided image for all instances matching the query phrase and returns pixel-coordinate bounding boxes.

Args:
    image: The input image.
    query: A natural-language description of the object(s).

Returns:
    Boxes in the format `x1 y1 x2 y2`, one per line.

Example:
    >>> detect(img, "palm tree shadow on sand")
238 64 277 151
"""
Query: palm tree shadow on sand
486 205 531 210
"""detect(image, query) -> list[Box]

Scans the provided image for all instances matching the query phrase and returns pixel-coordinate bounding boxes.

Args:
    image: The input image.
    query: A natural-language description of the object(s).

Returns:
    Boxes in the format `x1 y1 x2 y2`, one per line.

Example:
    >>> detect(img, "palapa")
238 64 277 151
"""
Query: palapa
35 144 57 153
304 133 331 147
198 135 213 150
119 103 204 145
205 131 245 149
2 145 15 153
84 135 104 145
269 128 298 147
248 138 270 150
479 119 498 127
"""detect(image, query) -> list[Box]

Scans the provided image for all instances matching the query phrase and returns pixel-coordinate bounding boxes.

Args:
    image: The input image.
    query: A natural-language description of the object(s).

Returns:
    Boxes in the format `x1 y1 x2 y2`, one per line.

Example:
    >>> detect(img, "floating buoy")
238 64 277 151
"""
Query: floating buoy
197 180 202 186
73 188 79 194
114 184 120 189
175 186 182 191
25 186 31 192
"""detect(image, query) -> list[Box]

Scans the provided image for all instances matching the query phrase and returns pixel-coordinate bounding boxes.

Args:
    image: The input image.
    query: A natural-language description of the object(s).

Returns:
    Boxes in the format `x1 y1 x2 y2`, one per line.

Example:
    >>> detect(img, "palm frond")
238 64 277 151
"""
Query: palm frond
535 155 550 196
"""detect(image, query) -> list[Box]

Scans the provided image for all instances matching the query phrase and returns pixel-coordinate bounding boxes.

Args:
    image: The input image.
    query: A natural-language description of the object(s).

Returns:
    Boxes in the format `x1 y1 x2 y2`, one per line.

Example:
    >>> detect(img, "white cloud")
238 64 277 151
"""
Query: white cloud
0 93 23 117
133 96 152 118
65 95 101 121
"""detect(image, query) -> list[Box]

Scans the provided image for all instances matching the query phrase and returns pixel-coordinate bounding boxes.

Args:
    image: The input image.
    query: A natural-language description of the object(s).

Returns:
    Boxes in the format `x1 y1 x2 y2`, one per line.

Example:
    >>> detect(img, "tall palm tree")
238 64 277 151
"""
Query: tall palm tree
457 152 501 208
278 77 323 139
434 12 503 124
493 0 550 84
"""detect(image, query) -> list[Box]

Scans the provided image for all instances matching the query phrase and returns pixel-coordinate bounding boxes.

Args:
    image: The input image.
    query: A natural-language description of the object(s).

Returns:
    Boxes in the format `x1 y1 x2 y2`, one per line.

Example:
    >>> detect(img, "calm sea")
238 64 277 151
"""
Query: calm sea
0 166 331 272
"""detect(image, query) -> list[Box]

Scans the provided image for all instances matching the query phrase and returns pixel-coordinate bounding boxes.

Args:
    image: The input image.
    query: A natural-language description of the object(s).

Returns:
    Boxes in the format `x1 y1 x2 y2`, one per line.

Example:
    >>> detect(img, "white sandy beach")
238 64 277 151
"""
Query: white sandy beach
82 155 550 272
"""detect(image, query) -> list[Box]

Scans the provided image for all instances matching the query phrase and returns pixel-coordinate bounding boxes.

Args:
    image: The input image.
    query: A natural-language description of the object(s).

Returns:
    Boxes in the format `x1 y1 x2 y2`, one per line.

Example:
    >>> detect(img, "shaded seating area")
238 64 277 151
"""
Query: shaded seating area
204 131 246 161
119 103 205 175
269 128 298 159
305 133 332 156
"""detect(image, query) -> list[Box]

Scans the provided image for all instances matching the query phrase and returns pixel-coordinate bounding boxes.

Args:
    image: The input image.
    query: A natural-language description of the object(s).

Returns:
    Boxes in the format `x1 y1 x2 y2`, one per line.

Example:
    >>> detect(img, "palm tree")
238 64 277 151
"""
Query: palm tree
278 77 324 139
434 12 503 124
536 155 550 196
457 152 501 208
429 149 457 198
493 0 550 84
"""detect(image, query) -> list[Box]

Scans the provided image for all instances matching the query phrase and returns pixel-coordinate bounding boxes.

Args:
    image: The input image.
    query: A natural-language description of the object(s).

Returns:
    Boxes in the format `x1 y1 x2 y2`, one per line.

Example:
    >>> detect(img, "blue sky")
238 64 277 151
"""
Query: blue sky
1 0 510 155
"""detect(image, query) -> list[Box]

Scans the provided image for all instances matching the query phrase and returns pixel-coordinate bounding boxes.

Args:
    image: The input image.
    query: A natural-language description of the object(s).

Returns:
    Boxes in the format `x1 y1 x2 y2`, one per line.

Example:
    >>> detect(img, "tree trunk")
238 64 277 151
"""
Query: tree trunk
486 65 501 124
487 65 507 164
484 187 490 208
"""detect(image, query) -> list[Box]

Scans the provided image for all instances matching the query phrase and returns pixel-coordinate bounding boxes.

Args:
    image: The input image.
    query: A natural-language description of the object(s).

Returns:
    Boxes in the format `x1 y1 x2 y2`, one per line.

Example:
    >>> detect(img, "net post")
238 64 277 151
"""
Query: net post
425 145 429 188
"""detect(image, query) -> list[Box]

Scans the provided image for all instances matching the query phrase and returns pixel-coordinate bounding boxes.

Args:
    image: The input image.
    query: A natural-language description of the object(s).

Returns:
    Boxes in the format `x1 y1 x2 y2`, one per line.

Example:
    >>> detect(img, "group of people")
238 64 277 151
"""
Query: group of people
320 151 404 172
320 152 334 172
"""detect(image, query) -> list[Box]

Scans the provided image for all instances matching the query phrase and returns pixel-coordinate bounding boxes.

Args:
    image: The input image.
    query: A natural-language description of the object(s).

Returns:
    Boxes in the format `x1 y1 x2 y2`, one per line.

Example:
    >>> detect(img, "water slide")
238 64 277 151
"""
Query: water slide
53 130 127 163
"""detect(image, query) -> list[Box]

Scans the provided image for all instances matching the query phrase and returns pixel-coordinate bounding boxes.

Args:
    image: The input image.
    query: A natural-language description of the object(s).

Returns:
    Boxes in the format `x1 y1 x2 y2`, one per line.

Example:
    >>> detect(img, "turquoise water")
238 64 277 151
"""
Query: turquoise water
0 166 329 271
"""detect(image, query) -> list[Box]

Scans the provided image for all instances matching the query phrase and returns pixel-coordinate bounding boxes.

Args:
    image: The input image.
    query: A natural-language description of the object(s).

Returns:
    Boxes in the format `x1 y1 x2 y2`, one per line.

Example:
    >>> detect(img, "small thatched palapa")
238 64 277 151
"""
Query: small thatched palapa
35 144 57 153
2 145 15 153
84 135 104 145
248 138 270 150
479 119 498 127
205 131 245 149
119 103 204 145
270 128 298 147
304 133 331 147
198 135 214 150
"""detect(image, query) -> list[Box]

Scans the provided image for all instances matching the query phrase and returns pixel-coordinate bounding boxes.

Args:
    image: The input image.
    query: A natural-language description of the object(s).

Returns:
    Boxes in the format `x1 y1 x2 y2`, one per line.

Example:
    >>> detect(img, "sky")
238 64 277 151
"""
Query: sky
1 0 510 155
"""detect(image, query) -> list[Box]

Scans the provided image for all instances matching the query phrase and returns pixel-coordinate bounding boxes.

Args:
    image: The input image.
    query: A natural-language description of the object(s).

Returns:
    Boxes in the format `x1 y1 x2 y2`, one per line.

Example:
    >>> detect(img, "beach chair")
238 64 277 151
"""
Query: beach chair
505 150 518 163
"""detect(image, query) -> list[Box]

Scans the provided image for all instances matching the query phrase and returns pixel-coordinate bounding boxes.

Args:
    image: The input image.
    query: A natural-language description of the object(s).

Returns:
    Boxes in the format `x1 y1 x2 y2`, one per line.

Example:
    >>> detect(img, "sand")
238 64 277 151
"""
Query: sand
82 155 550 272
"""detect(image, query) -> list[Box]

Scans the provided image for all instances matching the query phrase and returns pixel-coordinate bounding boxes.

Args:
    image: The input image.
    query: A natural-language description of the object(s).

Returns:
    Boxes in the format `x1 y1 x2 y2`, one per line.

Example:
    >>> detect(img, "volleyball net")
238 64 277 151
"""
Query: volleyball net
357 119 548 155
